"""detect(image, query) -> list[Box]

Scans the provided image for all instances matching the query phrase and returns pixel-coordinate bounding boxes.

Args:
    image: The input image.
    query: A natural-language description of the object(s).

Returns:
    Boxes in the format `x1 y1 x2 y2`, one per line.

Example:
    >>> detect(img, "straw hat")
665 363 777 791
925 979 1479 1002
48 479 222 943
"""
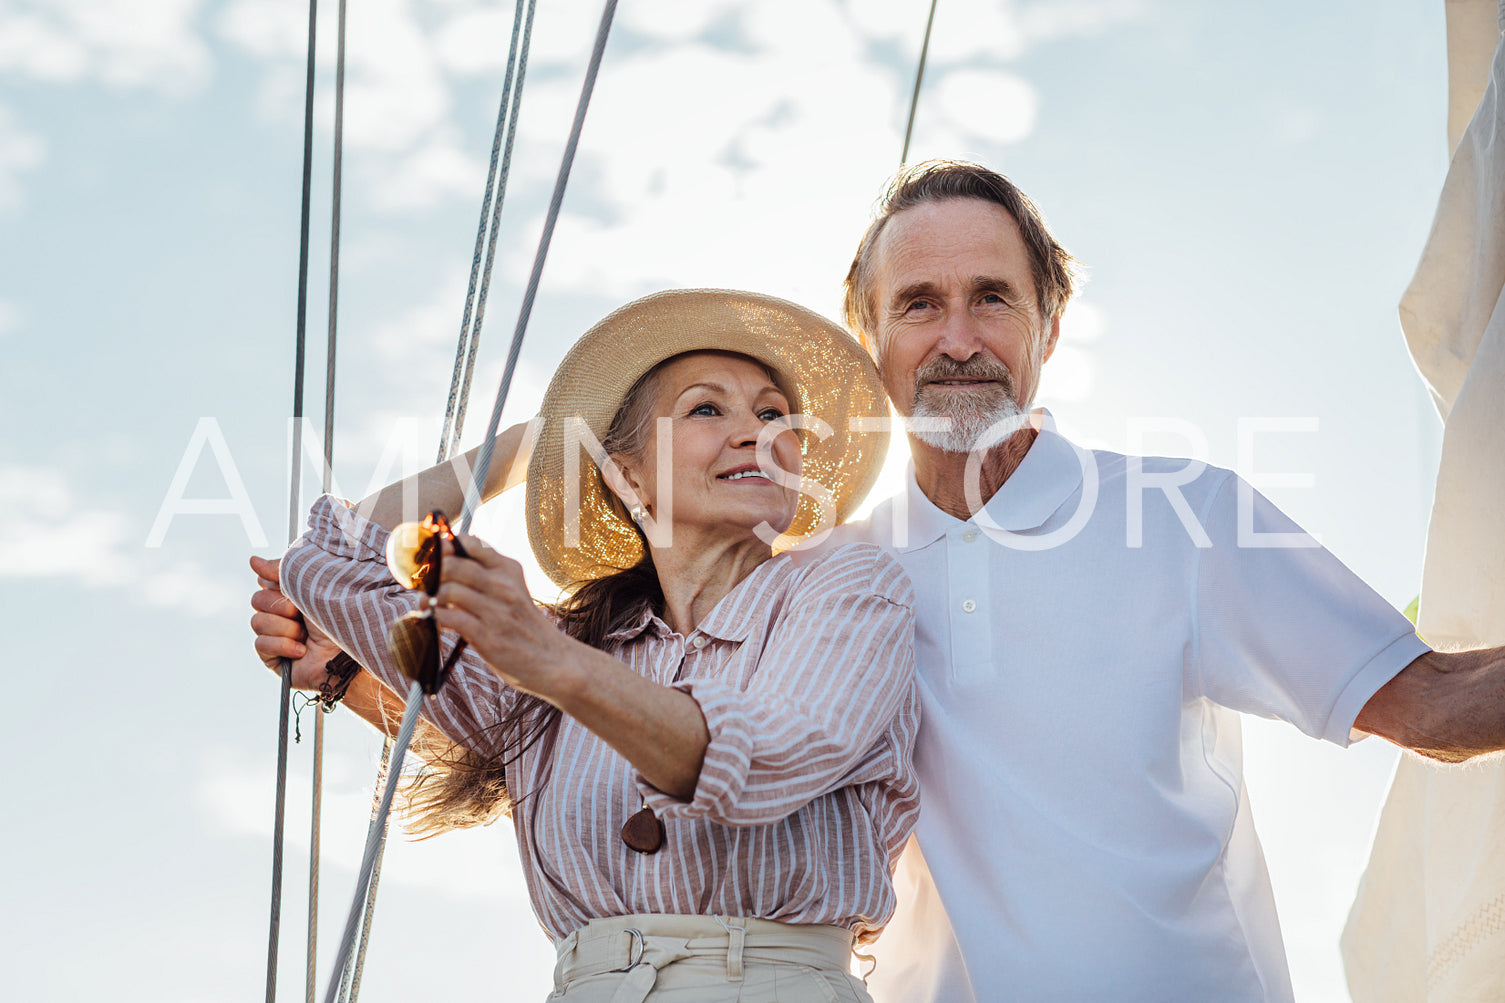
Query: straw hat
526 289 891 589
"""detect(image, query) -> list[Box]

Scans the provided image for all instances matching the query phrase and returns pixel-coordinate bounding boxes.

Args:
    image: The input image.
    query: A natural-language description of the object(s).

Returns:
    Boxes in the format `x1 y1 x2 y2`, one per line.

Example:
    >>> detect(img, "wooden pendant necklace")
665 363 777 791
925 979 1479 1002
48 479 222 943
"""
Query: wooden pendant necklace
621 797 664 854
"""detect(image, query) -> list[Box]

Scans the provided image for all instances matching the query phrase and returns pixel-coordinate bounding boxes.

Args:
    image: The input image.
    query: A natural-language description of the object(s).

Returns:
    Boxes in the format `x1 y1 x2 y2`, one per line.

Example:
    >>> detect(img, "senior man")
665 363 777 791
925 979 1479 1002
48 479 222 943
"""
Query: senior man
819 161 1505 1002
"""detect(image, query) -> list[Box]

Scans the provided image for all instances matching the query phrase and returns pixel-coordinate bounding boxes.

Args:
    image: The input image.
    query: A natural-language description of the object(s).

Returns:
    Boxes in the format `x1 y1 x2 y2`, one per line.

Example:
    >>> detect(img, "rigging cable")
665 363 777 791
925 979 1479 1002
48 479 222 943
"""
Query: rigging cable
462 0 618 534
442 0 539 462
321 1 620 998
267 1 321 1001
307 0 349 1001
900 0 940 165
332 3 537 998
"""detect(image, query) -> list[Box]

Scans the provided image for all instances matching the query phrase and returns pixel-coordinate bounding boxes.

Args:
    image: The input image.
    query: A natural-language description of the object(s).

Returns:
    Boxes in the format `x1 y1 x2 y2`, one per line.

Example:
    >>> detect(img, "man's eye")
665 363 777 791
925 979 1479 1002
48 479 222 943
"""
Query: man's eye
980 292 1005 304
906 299 935 312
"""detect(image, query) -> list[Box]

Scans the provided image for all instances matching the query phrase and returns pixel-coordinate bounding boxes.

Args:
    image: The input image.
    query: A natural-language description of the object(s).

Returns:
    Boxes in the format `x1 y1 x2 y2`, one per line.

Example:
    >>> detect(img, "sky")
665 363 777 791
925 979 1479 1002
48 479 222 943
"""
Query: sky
0 1 1461 1000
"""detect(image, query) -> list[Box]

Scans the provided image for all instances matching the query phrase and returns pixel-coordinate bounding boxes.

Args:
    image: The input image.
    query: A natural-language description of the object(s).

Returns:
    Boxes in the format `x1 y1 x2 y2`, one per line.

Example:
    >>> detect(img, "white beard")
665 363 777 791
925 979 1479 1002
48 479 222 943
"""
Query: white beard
909 386 1026 454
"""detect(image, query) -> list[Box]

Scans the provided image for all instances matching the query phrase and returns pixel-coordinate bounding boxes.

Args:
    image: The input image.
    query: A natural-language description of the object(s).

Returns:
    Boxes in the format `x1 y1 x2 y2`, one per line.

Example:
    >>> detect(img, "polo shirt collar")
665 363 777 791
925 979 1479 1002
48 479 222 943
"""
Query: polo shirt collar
901 409 1085 549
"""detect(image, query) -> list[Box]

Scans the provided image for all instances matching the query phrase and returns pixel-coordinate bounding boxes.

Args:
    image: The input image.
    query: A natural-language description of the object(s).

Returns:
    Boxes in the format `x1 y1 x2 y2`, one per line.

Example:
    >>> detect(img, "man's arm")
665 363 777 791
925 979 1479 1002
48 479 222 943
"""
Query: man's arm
1353 647 1505 762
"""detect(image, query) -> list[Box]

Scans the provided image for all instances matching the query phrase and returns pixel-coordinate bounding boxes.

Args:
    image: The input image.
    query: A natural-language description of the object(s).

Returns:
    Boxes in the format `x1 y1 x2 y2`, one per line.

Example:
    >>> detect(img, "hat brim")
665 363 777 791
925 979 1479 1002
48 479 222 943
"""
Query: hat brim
526 289 891 589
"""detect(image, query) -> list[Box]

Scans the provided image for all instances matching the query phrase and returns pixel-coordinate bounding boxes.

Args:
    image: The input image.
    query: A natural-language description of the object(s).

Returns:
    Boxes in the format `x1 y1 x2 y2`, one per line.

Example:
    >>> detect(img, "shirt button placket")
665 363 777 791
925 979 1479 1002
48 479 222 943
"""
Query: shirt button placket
948 524 993 684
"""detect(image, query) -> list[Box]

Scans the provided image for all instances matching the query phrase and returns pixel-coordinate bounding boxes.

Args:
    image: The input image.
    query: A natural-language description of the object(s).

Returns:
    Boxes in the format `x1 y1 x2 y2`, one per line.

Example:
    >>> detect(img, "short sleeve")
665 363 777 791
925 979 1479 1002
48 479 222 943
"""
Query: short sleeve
1193 474 1431 745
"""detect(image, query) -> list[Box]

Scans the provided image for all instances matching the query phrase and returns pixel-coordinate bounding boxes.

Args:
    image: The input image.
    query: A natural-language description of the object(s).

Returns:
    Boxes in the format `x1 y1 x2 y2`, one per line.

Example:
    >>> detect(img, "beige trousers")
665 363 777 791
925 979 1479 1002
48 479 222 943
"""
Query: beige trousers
547 914 872 1003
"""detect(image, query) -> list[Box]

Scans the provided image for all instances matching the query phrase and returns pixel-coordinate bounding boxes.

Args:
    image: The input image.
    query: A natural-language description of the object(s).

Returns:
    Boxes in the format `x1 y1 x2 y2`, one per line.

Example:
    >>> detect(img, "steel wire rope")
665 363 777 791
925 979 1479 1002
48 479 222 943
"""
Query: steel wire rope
304 1 349 1001
321 3 619 998
335 741 390 1003
266 1 321 1000
439 0 536 463
462 0 618 533
900 0 940 165
332 4 536 995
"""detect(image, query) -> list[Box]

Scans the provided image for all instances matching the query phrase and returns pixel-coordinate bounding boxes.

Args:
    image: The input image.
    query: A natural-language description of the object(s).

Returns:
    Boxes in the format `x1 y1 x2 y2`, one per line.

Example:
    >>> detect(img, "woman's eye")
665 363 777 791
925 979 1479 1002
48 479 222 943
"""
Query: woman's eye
688 402 719 417
758 407 786 421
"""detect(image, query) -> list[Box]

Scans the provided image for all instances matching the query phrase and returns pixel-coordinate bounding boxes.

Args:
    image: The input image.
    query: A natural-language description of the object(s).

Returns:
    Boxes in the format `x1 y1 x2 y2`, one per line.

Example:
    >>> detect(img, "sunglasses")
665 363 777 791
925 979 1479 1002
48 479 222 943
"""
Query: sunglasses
384 510 664 854
384 510 470 696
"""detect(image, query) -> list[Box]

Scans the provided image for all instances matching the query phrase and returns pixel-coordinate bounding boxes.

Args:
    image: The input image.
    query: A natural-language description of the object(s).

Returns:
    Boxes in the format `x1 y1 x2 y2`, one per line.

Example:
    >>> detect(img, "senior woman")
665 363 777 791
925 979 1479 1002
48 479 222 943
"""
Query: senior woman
249 290 918 1002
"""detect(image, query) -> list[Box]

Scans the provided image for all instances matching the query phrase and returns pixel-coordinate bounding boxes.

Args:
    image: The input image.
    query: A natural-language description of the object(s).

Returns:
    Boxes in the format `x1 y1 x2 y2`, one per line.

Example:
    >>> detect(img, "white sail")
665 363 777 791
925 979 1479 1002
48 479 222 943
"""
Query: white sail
1342 4 1505 1000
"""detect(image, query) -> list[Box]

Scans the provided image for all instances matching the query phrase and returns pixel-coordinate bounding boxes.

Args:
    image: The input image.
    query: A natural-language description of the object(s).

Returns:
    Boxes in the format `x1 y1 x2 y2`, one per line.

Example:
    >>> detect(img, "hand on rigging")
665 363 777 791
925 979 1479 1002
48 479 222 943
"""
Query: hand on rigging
249 554 346 690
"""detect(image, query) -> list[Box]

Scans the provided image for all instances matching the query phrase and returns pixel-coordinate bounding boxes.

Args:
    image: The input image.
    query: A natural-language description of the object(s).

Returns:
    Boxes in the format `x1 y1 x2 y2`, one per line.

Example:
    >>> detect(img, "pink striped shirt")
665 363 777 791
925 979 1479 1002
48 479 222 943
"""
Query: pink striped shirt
281 495 920 943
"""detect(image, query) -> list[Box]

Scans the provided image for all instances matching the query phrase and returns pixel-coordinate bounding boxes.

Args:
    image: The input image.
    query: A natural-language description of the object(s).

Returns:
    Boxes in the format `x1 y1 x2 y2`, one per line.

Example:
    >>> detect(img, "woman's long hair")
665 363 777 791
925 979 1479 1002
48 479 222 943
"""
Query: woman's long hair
397 365 669 836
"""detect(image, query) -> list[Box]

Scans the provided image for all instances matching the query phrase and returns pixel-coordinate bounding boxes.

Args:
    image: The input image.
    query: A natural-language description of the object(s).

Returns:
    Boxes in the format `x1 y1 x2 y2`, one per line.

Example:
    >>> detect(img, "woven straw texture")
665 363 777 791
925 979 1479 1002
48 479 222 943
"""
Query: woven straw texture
526 289 890 589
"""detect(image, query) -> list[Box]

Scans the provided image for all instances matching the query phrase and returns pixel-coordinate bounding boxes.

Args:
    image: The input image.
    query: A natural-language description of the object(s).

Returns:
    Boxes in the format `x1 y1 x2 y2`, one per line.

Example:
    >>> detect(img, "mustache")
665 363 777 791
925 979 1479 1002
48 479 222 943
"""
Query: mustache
913 355 1017 397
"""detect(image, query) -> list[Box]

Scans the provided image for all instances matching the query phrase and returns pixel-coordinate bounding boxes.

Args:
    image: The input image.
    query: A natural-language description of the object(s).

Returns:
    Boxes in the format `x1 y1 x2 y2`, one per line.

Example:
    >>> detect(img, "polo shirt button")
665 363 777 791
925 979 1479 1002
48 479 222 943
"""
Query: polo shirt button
961 599 977 613
962 529 979 543
691 635 707 649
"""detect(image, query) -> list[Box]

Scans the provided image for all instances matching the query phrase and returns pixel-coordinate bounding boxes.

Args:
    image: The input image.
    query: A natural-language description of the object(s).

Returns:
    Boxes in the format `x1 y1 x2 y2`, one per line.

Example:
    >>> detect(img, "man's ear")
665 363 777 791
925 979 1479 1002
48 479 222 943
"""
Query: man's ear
1041 313 1062 364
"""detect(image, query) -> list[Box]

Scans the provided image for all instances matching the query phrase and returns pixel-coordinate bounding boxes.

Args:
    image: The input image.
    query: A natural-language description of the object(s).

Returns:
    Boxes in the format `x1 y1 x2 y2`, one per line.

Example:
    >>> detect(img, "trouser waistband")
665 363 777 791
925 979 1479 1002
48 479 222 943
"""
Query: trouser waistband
553 914 854 1002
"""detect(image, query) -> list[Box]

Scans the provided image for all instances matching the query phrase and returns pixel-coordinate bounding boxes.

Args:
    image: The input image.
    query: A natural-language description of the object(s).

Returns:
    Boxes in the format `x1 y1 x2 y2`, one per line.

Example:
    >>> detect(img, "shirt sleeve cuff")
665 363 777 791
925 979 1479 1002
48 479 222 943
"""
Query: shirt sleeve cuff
635 676 755 823
1327 631 1433 746
303 494 391 564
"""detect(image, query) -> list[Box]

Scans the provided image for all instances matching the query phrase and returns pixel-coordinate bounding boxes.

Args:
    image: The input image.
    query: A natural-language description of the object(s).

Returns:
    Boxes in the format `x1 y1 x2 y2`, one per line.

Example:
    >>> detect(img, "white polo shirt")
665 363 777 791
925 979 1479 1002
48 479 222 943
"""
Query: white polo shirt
821 419 1428 1002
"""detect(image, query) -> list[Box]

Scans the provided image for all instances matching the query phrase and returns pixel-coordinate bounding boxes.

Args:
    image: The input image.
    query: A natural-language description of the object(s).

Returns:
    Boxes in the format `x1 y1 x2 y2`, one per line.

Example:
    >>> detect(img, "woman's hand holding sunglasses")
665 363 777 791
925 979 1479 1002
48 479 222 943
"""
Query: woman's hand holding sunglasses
429 535 571 701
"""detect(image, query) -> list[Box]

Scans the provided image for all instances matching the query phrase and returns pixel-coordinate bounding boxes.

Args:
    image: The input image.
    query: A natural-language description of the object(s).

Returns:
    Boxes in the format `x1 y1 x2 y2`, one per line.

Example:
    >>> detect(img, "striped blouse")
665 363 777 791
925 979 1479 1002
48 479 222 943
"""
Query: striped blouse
281 495 921 943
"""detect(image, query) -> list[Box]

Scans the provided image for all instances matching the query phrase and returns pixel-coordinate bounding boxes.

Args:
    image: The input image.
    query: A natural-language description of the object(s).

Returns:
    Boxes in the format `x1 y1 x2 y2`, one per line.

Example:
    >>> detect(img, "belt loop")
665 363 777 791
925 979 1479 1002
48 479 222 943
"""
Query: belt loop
714 915 746 981
553 929 581 987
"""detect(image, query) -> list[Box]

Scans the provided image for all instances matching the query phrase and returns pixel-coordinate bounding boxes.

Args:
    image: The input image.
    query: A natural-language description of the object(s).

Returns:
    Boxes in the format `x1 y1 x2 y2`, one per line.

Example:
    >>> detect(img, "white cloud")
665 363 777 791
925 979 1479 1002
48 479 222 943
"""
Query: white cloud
430 0 630 75
0 463 240 615
931 68 1038 145
0 0 212 94
211 0 1147 300
1038 302 1104 403
1059 299 1105 344
844 0 947 47
505 20 903 308
139 560 245 616
213 0 308 60
220 0 451 152
1014 0 1150 45
431 5 519 76
197 744 533 904
616 0 741 43
1037 343 1093 403
0 104 45 211
921 0 1150 65
365 131 487 211
918 1 1030 64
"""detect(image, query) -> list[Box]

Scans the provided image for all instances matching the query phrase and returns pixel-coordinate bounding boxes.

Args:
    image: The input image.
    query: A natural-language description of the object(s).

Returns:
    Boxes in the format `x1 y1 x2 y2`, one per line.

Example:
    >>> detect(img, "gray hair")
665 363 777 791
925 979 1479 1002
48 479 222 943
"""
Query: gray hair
843 160 1081 352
